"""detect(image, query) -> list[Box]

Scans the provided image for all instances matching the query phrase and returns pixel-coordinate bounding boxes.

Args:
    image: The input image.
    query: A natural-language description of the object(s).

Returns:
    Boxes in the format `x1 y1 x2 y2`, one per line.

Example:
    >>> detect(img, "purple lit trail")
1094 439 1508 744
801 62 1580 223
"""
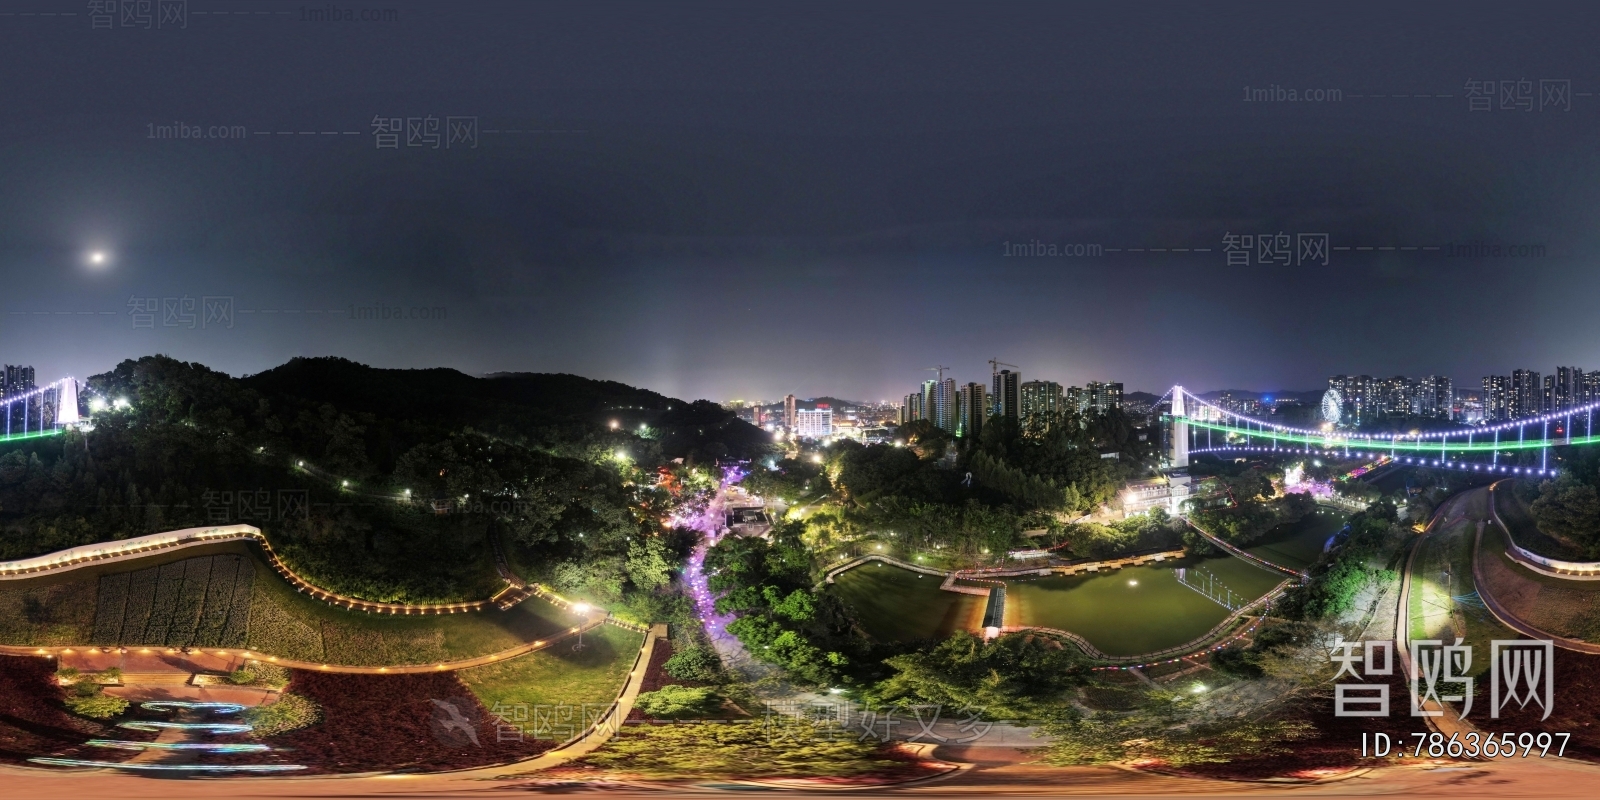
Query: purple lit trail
674 467 770 680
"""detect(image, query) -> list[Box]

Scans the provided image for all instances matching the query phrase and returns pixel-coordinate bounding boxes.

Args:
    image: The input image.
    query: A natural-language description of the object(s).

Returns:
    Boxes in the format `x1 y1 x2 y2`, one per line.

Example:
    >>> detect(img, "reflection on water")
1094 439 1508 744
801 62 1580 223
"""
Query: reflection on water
835 510 1346 657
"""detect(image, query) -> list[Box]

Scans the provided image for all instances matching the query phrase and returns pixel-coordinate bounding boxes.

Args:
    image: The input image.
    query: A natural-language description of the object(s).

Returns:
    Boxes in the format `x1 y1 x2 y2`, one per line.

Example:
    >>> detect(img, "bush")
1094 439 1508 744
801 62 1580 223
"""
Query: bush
64 689 129 719
54 666 80 682
663 644 723 683
99 667 122 683
72 680 102 697
634 685 722 719
243 692 322 737
229 668 255 685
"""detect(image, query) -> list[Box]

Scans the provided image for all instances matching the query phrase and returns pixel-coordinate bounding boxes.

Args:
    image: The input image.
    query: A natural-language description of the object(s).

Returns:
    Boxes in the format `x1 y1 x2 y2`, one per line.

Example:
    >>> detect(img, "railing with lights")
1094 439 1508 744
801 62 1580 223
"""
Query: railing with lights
1171 384 1600 476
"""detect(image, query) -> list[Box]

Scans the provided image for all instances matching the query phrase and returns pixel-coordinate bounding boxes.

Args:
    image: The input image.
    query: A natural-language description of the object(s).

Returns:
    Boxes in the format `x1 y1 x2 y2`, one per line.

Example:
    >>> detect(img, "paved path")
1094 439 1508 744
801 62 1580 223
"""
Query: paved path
0 615 638 674
458 623 668 775
1393 491 1478 738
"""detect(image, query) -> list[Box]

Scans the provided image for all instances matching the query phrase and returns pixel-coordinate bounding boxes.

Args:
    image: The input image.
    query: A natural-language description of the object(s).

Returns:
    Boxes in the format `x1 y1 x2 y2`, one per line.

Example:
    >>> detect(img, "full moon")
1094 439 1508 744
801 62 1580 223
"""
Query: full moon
88 250 108 267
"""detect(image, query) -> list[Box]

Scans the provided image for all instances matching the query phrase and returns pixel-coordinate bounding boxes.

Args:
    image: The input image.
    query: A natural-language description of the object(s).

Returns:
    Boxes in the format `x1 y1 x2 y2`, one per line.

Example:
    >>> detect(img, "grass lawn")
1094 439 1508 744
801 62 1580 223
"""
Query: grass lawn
458 623 644 714
246 549 581 665
1480 521 1600 642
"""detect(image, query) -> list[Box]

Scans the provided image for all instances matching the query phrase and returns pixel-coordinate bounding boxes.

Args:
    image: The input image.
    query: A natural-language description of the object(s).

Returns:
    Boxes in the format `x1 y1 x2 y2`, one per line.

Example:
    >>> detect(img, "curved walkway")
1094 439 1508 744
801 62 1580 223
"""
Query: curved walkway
1394 492 1478 738
0 614 649 674
1474 481 1600 654
1181 518 1304 579
0 524 547 616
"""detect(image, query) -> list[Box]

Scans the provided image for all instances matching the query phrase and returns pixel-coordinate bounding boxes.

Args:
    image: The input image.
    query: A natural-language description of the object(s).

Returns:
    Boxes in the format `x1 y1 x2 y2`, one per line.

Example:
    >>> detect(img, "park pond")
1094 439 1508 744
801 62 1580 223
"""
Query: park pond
830 508 1346 657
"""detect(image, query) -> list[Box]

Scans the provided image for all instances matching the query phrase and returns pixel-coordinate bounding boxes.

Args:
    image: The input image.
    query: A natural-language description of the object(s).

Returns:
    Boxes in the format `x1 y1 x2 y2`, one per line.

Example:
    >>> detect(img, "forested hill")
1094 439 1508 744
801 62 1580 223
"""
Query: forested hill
0 355 766 601
236 357 769 466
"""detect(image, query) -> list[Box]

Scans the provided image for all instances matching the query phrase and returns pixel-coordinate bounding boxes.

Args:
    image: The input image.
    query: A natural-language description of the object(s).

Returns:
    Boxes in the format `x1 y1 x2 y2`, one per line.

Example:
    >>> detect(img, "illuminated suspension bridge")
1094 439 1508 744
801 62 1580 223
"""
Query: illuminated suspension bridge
0 376 80 442
1162 384 1598 479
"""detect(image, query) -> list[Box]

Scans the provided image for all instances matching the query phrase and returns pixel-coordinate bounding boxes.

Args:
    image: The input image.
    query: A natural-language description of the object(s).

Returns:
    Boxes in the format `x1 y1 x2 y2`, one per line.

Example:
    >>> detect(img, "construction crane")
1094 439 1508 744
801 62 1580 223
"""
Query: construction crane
987 358 1019 378
926 365 951 382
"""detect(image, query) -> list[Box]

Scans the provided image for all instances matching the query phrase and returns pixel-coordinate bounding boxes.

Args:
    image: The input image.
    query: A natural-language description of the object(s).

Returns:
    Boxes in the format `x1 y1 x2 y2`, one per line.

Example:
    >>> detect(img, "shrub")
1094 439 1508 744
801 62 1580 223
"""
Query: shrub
72 680 102 697
633 685 722 719
229 668 255 685
54 666 80 682
243 692 322 738
64 689 129 719
663 644 723 683
98 667 123 683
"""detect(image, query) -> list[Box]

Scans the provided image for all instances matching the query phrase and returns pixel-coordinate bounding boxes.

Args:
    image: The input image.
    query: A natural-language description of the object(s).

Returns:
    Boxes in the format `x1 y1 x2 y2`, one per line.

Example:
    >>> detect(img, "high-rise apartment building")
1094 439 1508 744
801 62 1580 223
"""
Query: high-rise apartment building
783 394 798 430
1483 375 1511 422
992 369 1022 421
1 365 35 398
1328 375 1377 424
1511 370 1541 419
900 392 923 425
1019 380 1063 422
958 382 987 438
1065 385 1088 414
1087 381 1123 414
1411 375 1454 420
929 378 957 433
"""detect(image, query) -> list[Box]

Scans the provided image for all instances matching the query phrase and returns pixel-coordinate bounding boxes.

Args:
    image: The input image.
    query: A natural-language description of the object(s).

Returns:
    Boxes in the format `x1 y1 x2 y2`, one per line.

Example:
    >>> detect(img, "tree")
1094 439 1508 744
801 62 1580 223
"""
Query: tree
871 631 1088 719
664 644 724 683
626 537 674 591
634 685 723 718
1531 475 1600 556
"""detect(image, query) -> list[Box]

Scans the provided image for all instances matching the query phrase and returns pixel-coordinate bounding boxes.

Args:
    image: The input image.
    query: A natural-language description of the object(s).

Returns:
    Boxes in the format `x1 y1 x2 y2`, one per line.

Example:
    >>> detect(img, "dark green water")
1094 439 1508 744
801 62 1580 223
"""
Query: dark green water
834 510 1345 655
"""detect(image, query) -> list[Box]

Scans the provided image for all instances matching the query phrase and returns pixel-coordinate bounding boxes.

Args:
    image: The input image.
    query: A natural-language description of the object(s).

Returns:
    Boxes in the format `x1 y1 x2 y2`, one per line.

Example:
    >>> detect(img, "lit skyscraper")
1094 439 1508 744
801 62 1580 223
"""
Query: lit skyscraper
992 369 1022 421
1019 380 1062 423
958 382 987 438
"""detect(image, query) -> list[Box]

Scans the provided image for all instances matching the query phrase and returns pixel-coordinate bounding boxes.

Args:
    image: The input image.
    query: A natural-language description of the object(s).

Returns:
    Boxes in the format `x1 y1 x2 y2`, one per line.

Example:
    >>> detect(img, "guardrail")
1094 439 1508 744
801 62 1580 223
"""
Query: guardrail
1488 486 1600 580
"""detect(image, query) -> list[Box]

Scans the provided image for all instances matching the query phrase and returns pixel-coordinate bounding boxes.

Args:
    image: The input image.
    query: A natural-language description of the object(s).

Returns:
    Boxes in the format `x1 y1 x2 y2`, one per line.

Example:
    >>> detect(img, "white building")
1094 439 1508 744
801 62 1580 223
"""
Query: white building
795 408 833 439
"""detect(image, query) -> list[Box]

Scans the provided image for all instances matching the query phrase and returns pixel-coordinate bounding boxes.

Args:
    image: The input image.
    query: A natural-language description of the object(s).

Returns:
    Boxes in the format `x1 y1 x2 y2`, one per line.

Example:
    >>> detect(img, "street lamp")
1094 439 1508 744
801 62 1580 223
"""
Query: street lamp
572 603 591 651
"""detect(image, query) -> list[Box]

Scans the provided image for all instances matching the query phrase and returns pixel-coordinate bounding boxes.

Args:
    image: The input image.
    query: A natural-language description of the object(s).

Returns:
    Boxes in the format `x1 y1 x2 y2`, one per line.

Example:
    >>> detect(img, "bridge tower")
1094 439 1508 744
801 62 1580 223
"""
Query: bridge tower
1169 385 1189 468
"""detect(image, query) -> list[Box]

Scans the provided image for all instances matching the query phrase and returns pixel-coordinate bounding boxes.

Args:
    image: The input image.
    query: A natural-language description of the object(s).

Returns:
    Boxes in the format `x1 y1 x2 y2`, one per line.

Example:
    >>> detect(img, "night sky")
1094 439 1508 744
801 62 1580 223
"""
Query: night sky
2 1 1598 402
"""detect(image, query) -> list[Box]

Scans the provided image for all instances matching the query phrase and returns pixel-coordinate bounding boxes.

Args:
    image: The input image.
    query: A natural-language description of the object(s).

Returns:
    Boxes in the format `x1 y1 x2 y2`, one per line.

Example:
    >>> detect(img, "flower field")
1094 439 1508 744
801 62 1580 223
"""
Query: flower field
88 554 256 648
0 581 96 647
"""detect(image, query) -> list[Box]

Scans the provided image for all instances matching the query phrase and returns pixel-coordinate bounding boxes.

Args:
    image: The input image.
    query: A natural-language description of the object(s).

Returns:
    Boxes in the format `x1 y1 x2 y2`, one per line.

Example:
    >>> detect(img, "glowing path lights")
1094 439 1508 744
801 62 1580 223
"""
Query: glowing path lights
118 721 253 734
28 758 305 772
139 700 247 714
86 739 271 753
